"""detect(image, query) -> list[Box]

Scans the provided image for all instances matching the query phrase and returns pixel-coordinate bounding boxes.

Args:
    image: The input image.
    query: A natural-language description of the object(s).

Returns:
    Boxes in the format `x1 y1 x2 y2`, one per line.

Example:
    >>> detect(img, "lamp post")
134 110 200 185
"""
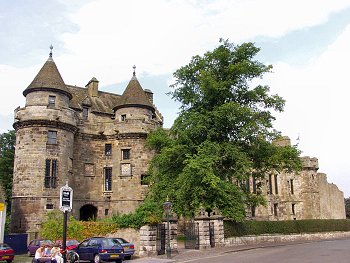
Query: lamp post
163 199 172 259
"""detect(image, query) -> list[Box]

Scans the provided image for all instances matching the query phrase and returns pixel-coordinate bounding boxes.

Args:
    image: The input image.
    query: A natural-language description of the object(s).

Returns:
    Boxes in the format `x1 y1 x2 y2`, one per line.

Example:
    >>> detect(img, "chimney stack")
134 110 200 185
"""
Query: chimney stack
86 77 99 97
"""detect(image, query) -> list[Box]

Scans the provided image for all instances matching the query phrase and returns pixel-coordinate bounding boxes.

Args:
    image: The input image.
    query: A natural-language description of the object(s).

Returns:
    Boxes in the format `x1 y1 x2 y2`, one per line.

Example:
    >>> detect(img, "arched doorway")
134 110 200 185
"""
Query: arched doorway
79 204 97 221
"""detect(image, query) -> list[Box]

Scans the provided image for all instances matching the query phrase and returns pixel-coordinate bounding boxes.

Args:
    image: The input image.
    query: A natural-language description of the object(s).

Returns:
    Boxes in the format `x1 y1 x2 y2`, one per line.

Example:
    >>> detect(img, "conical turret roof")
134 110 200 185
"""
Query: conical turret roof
23 53 72 99
114 73 154 112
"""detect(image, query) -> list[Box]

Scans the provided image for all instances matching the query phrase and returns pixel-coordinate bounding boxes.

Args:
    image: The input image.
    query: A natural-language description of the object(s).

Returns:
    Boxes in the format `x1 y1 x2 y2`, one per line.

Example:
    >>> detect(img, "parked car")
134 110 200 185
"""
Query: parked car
0 243 14 263
27 239 53 256
71 237 124 263
114 238 135 260
55 239 80 253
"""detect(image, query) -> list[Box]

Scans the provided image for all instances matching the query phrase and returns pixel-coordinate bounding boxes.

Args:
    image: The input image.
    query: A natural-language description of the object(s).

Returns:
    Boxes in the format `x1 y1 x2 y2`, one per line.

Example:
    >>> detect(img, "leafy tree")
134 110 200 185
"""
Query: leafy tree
40 210 84 241
345 198 350 219
146 39 301 221
0 130 15 208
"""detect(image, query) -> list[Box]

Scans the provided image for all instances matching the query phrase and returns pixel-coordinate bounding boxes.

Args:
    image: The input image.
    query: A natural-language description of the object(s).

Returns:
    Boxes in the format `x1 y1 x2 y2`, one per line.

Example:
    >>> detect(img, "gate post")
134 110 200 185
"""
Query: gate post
162 216 178 255
139 225 158 257
194 207 211 249
210 208 225 247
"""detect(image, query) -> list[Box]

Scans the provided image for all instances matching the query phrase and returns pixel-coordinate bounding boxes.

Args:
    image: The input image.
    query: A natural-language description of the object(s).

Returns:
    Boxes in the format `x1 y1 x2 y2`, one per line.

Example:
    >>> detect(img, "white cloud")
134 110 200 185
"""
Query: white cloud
1 0 350 196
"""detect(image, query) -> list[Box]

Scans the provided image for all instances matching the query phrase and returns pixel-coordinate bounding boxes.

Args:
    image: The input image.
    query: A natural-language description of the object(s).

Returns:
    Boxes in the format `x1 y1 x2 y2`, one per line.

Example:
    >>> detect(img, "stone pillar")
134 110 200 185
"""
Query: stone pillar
139 225 158 257
194 207 211 249
164 216 178 254
210 208 225 247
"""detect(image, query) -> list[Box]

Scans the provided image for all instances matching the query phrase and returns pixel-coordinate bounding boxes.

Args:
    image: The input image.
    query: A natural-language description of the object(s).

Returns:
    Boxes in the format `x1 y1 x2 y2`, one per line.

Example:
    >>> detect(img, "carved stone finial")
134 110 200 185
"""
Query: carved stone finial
133 65 136 76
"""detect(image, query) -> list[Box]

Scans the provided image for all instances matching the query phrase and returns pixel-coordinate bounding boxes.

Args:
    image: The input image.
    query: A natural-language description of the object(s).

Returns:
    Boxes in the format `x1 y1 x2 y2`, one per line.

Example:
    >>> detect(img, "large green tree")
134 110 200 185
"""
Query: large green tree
0 130 15 208
146 39 301 221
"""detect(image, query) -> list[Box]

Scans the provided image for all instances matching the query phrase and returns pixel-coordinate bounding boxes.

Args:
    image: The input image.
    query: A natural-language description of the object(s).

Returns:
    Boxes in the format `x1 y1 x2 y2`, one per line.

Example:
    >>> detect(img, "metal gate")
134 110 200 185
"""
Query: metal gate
184 221 199 249
209 221 215 247
157 223 166 255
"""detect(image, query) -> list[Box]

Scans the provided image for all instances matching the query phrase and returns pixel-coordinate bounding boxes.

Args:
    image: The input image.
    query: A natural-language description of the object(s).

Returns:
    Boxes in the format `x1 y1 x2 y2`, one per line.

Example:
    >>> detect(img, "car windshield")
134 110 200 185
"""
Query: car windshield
101 238 121 248
0 244 11 250
114 238 127 244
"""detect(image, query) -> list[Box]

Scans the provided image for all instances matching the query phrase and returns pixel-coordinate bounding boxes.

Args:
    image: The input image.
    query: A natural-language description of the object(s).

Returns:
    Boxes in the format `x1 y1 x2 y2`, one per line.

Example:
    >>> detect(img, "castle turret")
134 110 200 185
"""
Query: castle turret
11 47 77 234
113 67 160 133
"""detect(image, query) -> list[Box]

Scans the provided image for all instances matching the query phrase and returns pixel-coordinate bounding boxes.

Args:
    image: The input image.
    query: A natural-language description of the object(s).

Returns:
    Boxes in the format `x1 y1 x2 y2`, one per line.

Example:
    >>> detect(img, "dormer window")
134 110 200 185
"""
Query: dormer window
48 96 56 107
121 114 126 121
83 107 89 120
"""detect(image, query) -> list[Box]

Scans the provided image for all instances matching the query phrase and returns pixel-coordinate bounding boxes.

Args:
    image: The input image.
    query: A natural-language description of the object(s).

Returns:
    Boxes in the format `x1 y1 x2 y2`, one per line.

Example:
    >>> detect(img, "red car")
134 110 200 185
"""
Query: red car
0 243 14 263
56 239 80 252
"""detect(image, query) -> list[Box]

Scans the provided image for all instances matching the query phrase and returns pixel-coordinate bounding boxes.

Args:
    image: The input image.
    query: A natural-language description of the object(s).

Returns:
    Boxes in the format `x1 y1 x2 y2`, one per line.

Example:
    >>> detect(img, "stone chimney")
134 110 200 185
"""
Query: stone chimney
86 77 99 97
144 89 153 104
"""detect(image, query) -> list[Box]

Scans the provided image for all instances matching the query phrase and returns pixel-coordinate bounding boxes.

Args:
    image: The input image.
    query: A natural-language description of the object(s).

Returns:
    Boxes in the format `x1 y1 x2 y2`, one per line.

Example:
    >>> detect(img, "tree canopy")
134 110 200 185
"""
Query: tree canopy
145 39 301 221
0 130 15 208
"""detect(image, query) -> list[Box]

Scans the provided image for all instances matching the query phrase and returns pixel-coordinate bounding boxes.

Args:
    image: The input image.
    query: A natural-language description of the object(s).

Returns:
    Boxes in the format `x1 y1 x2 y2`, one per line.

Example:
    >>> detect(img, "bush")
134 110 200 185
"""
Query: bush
224 219 350 238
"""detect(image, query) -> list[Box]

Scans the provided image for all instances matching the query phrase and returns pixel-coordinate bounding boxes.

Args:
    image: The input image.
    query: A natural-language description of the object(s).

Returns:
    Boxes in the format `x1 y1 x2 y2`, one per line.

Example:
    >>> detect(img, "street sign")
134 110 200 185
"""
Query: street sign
59 182 73 212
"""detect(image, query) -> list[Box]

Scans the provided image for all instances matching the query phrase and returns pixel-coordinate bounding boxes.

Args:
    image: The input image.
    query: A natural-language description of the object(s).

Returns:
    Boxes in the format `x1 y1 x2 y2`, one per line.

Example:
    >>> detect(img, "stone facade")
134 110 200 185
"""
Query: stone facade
249 137 346 221
10 52 345 235
11 53 163 233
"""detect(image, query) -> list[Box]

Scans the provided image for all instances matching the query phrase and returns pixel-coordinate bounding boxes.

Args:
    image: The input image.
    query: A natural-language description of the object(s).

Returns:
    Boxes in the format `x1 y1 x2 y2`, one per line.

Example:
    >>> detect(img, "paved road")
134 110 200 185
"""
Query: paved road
14 238 350 263
175 239 350 263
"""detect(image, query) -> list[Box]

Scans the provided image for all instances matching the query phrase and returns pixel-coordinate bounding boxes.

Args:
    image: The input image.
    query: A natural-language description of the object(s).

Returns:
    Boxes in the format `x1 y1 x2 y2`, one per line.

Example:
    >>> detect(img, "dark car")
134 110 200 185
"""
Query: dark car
114 238 135 260
27 239 53 256
71 237 124 263
0 243 14 263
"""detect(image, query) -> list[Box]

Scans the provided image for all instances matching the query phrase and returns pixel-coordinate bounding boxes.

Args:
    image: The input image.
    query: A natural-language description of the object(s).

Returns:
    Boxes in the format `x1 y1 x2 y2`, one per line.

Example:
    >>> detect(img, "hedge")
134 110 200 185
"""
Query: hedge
224 219 350 238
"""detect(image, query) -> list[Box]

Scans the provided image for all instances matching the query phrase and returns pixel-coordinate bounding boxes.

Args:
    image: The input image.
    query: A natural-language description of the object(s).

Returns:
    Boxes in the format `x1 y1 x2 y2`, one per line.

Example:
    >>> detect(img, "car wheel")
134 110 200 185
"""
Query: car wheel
6 260 13 263
115 260 122 263
125 255 131 260
94 254 101 263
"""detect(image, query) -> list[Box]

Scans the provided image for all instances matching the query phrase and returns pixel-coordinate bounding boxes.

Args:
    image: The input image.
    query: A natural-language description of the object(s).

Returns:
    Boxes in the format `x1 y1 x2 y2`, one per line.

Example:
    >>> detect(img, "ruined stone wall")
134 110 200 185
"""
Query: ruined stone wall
253 155 345 221
318 173 346 219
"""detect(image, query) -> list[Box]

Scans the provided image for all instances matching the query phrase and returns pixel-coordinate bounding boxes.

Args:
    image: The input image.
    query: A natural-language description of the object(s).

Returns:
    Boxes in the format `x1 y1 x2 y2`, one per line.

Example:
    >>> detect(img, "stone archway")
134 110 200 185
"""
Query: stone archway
79 204 98 221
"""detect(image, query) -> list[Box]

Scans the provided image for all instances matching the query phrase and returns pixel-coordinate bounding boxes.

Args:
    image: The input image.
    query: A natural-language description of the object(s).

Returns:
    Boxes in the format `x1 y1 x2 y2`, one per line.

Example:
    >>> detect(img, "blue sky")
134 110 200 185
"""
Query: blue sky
1 0 350 197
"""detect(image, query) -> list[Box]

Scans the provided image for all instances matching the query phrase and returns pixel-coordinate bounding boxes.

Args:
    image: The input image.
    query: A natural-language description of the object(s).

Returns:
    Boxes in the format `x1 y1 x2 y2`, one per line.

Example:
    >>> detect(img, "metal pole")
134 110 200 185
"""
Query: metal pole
62 211 68 263
166 213 171 259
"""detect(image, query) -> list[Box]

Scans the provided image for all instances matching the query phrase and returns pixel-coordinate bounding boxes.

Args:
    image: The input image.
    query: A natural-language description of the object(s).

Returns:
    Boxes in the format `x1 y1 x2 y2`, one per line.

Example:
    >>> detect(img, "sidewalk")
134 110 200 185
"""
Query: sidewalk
131 238 341 263
131 242 284 262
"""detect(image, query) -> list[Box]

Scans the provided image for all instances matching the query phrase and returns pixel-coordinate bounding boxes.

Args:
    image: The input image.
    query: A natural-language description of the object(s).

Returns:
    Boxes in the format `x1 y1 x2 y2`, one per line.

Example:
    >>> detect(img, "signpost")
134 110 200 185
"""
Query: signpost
60 182 73 263
0 202 6 243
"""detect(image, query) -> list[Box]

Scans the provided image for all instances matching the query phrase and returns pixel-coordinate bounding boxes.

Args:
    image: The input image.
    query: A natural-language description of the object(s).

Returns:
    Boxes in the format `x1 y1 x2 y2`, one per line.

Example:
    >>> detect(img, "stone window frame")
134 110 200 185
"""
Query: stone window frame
104 167 113 192
105 144 112 156
292 203 296 215
46 204 54 210
48 95 56 107
290 179 294 194
268 174 273 195
121 149 131 160
141 174 150 186
47 130 57 144
44 159 57 188
273 203 278 216
274 174 278 195
121 114 126 121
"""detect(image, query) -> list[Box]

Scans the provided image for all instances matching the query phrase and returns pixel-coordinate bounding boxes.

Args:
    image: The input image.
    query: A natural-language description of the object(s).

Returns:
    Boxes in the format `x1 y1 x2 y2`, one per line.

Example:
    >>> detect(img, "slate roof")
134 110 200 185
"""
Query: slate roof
23 57 72 99
23 55 155 116
113 75 155 112
67 85 120 115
